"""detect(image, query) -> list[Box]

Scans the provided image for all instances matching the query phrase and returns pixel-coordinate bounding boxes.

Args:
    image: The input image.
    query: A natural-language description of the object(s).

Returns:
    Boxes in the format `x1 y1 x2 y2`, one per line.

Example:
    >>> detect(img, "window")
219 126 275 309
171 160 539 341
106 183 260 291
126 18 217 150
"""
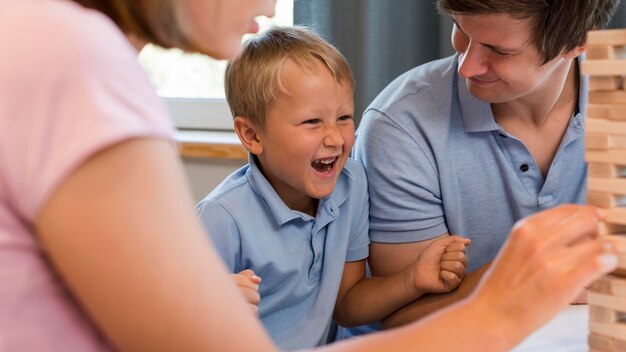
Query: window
138 0 294 130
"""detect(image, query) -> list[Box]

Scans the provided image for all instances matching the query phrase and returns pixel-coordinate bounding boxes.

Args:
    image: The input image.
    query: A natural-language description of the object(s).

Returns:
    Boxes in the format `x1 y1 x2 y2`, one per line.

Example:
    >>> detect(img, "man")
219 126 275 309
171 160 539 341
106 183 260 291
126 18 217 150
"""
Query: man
353 0 621 327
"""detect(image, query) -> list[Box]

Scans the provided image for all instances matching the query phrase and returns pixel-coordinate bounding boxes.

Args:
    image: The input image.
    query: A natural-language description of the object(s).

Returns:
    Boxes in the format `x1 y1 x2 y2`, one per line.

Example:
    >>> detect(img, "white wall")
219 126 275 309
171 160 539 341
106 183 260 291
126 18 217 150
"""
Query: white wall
182 157 247 203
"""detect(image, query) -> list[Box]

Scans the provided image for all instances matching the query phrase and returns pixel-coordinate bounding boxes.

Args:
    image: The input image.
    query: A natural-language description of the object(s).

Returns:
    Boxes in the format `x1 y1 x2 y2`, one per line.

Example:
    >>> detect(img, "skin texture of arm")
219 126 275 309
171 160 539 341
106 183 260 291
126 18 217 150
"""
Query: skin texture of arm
368 233 487 328
36 139 276 352
382 262 490 328
334 236 469 327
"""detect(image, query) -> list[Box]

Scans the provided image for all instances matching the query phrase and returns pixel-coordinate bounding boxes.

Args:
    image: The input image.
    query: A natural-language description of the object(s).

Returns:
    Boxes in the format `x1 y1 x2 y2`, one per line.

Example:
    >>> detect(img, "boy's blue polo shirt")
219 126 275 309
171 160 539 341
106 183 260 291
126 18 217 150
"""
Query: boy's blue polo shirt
196 155 370 350
353 55 587 272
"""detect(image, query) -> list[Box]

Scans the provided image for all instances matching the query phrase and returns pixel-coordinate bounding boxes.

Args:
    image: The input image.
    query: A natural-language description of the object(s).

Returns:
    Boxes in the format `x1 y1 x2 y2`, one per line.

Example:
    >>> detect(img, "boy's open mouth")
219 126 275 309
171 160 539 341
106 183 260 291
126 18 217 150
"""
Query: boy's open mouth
311 156 338 173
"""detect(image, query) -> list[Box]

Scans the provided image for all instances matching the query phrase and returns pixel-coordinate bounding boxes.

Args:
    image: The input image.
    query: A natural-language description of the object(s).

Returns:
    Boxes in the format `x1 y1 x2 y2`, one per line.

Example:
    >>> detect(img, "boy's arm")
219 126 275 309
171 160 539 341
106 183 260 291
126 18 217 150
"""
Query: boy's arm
333 259 424 327
368 233 486 328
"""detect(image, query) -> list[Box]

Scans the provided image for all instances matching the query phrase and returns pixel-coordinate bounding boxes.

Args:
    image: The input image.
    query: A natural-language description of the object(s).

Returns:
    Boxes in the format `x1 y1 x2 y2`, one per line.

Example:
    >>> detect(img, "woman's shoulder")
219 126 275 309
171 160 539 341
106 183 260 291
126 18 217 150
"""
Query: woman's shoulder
1 1 134 75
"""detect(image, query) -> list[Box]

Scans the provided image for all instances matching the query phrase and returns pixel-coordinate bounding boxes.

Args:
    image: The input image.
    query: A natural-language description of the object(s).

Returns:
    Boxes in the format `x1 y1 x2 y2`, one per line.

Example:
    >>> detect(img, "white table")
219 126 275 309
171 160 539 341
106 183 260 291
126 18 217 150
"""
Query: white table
513 305 588 352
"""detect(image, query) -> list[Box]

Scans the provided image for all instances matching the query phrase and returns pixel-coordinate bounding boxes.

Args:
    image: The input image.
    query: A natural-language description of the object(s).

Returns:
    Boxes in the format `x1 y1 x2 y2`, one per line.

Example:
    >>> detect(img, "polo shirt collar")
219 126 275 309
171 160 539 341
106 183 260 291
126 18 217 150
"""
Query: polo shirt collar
456 68 499 133
245 154 351 226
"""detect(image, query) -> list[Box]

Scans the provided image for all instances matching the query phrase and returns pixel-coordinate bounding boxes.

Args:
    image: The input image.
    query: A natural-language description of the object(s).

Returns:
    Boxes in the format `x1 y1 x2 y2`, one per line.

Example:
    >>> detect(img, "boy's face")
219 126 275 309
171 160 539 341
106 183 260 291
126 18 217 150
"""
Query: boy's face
451 13 577 105
254 59 354 214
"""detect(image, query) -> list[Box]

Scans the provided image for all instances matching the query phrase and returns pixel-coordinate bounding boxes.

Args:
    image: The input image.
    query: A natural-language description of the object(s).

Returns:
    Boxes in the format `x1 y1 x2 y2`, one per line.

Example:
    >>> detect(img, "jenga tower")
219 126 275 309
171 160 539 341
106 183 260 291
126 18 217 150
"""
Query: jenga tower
583 29 626 352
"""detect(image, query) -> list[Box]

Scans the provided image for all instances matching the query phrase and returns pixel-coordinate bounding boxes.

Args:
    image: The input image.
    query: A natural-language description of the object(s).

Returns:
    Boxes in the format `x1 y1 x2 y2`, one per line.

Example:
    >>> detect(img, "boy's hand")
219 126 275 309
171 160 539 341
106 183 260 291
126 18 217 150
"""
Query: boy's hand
411 236 471 294
231 269 262 316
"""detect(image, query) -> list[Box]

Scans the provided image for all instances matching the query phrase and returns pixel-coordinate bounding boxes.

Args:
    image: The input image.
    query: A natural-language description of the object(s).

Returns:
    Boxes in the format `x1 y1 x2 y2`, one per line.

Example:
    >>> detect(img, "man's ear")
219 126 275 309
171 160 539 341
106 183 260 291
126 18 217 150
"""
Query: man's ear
234 116 263 155
563 43 588 60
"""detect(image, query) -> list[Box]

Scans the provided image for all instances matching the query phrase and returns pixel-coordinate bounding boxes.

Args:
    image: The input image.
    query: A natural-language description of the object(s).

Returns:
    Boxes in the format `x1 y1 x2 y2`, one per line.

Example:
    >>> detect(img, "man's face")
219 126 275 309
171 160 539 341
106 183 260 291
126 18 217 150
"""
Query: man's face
451 13 573 105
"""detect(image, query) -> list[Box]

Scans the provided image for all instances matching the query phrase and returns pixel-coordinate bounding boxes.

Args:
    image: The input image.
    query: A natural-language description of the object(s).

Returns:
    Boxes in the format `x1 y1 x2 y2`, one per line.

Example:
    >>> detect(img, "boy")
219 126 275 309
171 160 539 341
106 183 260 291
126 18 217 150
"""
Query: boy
195 26 470 350
352 0 621 327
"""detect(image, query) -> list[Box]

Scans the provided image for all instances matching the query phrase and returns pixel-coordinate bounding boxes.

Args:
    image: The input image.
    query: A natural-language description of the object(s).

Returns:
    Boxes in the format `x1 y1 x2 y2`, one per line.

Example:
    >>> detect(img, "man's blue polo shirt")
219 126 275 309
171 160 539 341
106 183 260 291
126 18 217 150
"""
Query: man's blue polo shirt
196 155 370 350
353 55 587 271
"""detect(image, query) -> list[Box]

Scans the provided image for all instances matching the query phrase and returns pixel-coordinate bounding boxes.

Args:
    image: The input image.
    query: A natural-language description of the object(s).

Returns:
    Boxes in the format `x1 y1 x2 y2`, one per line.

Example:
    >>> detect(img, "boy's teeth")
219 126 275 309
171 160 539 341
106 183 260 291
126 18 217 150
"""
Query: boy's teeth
312 157 337 171
316 157 336 164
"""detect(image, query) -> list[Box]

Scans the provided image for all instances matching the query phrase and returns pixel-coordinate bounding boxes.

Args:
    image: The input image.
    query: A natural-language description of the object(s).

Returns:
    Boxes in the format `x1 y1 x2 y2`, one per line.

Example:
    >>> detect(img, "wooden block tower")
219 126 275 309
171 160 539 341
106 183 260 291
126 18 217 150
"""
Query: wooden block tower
583 28 626 352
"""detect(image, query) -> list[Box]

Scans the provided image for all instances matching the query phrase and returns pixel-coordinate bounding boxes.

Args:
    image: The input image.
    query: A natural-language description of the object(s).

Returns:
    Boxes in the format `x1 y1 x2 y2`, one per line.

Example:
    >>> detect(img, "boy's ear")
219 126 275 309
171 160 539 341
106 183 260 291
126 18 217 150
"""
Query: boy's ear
234 116 264 155
563 43 588 60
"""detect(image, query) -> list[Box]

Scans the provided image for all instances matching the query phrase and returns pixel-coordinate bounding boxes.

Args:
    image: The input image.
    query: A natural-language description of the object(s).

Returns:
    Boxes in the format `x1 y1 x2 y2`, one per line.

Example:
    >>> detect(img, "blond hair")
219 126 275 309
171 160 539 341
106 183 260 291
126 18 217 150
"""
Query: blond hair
225 26 354 130
70 0 203 53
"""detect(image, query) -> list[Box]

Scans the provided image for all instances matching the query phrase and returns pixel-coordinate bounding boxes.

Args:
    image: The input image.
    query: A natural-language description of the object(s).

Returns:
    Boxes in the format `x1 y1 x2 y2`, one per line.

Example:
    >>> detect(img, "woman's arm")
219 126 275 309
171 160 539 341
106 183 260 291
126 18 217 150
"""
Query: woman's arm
36 138 276 352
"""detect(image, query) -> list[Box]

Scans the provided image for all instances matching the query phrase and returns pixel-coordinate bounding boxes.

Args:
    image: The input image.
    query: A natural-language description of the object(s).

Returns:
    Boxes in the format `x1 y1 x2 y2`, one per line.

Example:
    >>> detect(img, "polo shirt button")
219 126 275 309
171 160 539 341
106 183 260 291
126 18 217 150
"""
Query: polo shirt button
520 164 529 172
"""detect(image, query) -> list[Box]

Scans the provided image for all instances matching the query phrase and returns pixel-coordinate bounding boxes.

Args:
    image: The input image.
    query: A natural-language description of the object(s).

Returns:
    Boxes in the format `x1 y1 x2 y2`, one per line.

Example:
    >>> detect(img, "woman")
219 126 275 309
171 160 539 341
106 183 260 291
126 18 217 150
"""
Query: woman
0 0 617 351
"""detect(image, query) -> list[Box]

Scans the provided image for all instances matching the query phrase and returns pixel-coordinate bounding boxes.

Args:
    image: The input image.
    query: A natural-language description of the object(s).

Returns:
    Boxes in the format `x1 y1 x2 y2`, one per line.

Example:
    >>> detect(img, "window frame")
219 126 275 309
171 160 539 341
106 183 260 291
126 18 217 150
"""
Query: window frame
164 97 233 131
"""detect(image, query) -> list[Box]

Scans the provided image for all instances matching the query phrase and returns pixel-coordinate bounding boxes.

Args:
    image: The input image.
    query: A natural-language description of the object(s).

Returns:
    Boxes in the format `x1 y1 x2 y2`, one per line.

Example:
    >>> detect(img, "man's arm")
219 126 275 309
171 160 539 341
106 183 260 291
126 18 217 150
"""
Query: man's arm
334 235 469 327
382 263 490 328
368 233 489 328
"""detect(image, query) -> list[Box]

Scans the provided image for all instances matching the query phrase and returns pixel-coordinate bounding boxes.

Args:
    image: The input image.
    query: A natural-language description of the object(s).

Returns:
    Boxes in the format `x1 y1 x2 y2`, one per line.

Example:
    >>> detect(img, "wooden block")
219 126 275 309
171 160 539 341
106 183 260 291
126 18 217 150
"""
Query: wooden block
587 119 626 135
587 150 626 165
588 192 626 207
589 76 624 91
588 29 626 46
605 208 626 226
589 291 626 311
589 275 626 297
586 133 626 150
599 222 626 235
588 163 626 178
587 45 617 60
588 178 626 196
589 90 626 104
616 338 626 350
588 291 626 311
589 332 615 350
590 321 626 341
590 305 624 325
587 103 626 121
584 59 626 76
587 133 612 149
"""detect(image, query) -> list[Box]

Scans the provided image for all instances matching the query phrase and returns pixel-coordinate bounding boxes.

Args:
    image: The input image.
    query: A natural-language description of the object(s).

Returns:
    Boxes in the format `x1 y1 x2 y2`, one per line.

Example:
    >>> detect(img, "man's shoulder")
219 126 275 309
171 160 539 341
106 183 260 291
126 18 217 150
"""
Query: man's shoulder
368 56 458 113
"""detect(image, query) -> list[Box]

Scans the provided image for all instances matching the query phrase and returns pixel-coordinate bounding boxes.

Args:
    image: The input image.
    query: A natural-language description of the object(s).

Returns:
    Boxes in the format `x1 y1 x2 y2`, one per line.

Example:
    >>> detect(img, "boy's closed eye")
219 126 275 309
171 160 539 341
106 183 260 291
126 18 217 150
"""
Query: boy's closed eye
302 118 321 125
338 115 353 122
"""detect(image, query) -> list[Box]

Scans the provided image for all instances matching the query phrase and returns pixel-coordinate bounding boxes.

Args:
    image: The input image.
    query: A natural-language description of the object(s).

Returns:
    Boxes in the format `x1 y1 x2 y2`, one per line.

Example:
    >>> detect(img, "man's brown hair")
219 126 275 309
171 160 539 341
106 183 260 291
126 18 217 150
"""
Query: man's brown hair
438 0 621 63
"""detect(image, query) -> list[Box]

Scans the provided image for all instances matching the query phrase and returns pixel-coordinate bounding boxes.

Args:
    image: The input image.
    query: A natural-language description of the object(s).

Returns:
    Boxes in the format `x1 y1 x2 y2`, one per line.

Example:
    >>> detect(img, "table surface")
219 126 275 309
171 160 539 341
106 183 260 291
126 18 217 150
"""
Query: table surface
512 305 588 352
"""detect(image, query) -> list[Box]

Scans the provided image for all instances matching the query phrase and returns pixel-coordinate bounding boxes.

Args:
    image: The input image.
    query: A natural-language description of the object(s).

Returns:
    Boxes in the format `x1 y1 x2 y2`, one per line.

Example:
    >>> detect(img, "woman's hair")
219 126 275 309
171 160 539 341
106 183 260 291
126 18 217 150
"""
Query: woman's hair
438 0 621 63
70 0 201 52
225 26 354 130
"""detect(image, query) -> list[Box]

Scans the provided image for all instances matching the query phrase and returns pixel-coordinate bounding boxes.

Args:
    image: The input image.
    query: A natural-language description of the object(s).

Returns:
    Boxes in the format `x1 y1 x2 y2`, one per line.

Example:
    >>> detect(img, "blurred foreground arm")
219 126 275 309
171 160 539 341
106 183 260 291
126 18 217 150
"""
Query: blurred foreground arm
37 139 275 352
